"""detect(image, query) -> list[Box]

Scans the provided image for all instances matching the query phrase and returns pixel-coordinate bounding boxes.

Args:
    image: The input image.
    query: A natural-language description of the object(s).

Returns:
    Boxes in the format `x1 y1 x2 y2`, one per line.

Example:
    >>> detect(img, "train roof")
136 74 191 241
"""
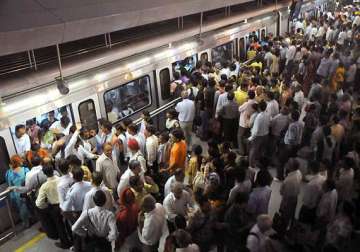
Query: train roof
0 0 253 56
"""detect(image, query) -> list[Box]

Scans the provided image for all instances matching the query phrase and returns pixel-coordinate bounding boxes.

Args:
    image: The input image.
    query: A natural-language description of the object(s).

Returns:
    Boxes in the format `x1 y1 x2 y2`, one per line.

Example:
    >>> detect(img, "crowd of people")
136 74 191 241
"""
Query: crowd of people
4 2 360 252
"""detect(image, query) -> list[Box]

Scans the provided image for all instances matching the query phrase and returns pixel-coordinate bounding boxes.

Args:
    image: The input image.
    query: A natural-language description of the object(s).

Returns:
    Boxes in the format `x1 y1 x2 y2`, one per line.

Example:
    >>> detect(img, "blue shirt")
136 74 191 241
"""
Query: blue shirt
63 181 92 212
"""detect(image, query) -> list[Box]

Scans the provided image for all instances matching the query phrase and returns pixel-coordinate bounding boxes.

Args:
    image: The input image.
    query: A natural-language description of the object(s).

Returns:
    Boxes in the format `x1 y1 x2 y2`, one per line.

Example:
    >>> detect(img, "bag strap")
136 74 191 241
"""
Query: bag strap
248 232 260 241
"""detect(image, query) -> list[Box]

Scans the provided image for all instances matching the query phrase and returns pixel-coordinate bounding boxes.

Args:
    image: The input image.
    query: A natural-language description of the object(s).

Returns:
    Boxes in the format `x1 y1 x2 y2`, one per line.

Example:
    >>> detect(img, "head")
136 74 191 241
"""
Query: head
322 179 336 192
92 172 103 187
31 155 42 167
129 160 142 175
103 143 113 158
291 110 300 122
234 167 247 183
159 132 170 144
58 159 70 175
127 139 139 153
171 128 184 142
42 164 54 178
166 109 177 120
174 168 185 182
309 160 320 174
60 116 70 129
198 195 211 214
343 157 354 170
129 175 144 192
72 166 84 182
144 125 156 138
257 214 273 233
141 195 156 213
66 154 82 168
248 90 256 100
171 182 184 199
101 121 112 135
10 155 23 169
174 229 192 249
15 124 26 138
93 190 106 207
234 192 249 206
259 100 267 112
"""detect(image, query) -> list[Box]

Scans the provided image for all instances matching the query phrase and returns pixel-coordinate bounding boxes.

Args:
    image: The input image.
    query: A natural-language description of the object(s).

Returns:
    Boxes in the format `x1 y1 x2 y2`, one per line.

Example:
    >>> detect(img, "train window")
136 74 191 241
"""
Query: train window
261 29 266 41
200 52 208 63
172 54 197 76
0 136 10 184
78 99 98 131
239 37 246 61
159 68 171 100
211 42 233 67
104 75 151 122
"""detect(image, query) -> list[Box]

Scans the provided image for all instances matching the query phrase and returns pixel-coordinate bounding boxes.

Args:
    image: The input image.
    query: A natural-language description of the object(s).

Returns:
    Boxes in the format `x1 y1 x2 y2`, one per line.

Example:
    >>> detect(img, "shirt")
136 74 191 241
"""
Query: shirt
83 186 114 211
302 173 325 208
227 180 252 205
169 141 187 173
247 186 272 216
215 92 229 118
129 151 147 174
284 121 304 145
246 224 269 252
234 89 248 105
63 181 92 212
14 133 31 156
96 153 120 190
249 112 270 141
317 189 338 223
316 57 331 77
36 176 60 209
131 183 159 206
239 99 257 128
286 45 296 64
220 100 240 119
280 170 302 198
270 113 290 137
117 168 144 197
65 131 96 164
57 174 74 211
164 176 177 198
72 206 118 242
146 135 159 166
336 168 354 201
163 190 193 220
175 99 196 122
139 203 168 246
266 100 279 118
294 91 305 109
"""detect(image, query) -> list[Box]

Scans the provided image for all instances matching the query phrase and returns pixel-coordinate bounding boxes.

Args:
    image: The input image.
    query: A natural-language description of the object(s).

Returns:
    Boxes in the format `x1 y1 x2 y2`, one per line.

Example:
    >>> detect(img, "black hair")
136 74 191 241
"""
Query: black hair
174 215 187 229
234 192 249 205
31 155 42 167
42 164 54 177
93 190 106 207
129 175 141 188
259 100 267 111
66 155 82 166
234 167 246 182
72 166 84 182
172 128 184 140
60 116 70 128
308 160 320 174
102 121 113 132
227 92 235 101
58 159 70 175
15 124 25 133
145 125 156 135
291 110 300 121
129 160 141 171
160 131 170 142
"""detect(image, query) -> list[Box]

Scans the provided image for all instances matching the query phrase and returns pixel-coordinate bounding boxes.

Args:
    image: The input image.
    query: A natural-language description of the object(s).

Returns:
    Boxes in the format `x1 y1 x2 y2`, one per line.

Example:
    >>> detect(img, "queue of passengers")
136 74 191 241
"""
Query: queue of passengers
5 3 360 252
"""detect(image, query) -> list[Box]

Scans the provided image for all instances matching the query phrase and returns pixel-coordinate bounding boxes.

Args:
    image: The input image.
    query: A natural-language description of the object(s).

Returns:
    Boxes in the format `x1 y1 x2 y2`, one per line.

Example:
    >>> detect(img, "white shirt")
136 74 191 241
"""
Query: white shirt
96 153 120 190
280 170 302 198
65 131 96 163
266 100 279 119
294 90 305 109
129 151 147 174
215 92 229 118
50 120 71 135
163 190 193 220
337 31 347 45
146 135 159 166
139 203 168 246
246 224 269 252
57 174 74 211
303 173 325 208
317 189 338 223
14 133 31 156
175 99 196 122
117 168 145 197
286 45 296 64
72 206 118 242
249 112 270 140
83 186 115 211
164 175 177 198
63 181 92 212
239 99 256 128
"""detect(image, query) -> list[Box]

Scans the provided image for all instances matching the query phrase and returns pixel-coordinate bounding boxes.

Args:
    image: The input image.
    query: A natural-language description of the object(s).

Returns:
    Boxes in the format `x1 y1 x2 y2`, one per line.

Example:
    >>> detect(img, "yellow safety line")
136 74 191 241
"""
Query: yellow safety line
15 233 46 252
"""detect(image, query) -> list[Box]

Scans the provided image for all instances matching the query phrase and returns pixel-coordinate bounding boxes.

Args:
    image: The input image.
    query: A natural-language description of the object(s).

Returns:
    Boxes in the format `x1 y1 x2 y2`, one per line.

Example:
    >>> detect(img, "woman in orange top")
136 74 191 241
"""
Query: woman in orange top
161 129 187 175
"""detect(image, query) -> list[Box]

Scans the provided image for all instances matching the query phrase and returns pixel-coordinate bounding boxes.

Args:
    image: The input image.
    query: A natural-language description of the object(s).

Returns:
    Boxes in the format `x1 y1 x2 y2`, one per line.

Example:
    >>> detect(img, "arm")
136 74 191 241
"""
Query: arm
35 184 48 209
72 211 88 237
146 139 156 166
24 135 31 152
62 189 74 212
65 131 79 158
107 213 118 242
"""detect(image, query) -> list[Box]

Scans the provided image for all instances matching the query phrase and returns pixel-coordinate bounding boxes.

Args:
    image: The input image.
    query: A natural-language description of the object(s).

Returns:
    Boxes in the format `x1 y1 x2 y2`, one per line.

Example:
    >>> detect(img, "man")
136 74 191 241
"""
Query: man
83 172 114 211
265 91 279 119
72 190 118 252
117 159 144 197
14 124 31 156
127 123 146 156
36 164 72 249
247 171 272 216
96 142 120 192
246 215 274 252
129 175 159 206
248 100 270 168
316 50 332 80
57 159 74 211
238 90 257 156
215 84 232 118
164 168 185 198
175 91 195 148
95 120 113 154
162 129 187 175
144 125 159 175
138 195 168 251
219 92 240 147
270 107 290 155
227 168 252 205
128 138 147 174
163 182 193 228
317 180 338 225
299 161 325 224
284 110 304 154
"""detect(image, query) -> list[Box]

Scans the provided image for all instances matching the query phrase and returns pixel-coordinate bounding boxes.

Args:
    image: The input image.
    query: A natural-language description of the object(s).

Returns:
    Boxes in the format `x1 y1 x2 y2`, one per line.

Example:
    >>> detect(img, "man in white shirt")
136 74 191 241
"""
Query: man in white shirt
57 159 74 211
144 125 159 175
265 91 279 118
164 168 185 198
128 138 147 174
96 143 120 193
215 84 232 118
237 90 257 156
246 215 274 252
117 159 144 197
65 130 97 163
248 101 270 167
163 183 193 223
175 91 195 148
72 190 118 252
14 124 31 156
95 121 113 154
50 116 72 136
138 195 168 250
83 172 114 211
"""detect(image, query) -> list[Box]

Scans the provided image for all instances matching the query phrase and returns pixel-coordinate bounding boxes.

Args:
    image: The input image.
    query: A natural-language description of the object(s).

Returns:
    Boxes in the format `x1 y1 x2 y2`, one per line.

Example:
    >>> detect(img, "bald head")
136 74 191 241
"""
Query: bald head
257 214 272 233
171 182 184 199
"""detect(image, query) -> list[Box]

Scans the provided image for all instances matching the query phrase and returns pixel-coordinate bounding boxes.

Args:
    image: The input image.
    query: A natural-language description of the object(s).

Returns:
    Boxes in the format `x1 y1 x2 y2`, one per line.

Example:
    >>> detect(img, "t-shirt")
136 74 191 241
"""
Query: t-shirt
169 141 187 173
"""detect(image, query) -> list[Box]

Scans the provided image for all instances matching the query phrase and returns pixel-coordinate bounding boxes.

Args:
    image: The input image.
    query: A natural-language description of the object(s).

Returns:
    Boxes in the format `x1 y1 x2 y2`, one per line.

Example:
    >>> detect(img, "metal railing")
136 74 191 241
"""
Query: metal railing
0 189 16 243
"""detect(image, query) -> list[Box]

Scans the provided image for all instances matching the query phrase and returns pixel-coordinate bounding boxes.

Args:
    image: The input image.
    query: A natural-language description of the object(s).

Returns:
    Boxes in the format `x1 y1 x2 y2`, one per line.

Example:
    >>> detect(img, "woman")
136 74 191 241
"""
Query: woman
116 188 141 251
166 109 180 131
330 62 345 93
186 145 203 187
6 155 30 227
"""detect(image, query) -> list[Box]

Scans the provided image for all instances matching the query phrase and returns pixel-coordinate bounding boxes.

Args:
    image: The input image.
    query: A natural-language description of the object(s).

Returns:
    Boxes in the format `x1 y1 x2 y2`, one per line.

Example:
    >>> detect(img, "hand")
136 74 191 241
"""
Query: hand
159 168 167 173
7 186 16 191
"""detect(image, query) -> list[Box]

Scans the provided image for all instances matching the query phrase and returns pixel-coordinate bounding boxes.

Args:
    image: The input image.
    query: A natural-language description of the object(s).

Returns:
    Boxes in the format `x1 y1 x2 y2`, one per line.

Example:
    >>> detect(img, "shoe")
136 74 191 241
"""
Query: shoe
54 242 72 249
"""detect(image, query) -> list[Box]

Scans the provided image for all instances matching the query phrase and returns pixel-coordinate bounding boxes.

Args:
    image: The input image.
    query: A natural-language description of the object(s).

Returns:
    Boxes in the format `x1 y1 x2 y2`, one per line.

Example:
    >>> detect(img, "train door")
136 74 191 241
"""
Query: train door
238 37 246 62
156 66 173 108
260 27 267 41
198 49 211 63
72 95 101 130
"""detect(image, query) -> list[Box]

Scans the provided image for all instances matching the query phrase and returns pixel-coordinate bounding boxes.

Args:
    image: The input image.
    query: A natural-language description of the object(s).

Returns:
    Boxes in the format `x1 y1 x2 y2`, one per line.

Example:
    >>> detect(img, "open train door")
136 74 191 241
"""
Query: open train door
71 94 102 131
198 49 211 64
